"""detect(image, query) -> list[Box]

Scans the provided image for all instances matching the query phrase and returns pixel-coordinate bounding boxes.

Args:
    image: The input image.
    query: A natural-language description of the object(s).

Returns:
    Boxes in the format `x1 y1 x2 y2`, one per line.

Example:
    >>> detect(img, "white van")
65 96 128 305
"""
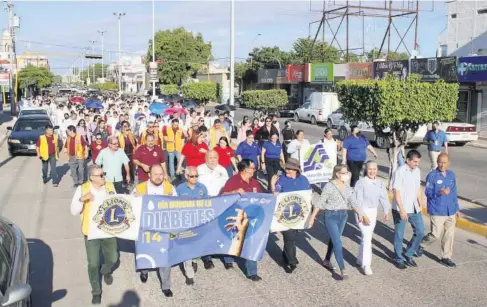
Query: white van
293 92 340 125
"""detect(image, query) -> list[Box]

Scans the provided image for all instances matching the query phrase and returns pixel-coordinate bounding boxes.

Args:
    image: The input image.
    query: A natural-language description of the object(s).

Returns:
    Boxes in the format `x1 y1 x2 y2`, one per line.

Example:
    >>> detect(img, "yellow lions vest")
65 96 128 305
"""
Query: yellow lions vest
38 134 59 161
66 134 86 159
165 127 183 153
136 180 173 196
80 182 116 236
209 126 226 149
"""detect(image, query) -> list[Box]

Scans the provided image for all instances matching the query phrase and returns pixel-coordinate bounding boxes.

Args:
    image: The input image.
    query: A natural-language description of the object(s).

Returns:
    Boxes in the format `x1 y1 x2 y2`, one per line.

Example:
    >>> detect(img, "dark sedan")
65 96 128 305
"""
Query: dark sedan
6 115 57 156
0 217 31 306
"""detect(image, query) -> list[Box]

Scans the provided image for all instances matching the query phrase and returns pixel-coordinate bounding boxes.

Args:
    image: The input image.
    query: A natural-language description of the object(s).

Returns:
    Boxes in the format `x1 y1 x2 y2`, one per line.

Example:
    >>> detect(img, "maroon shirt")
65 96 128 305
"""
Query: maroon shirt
220 174 262 194
65 135 87 157
133 145 165 181
90 140 108 163
36 135 55 155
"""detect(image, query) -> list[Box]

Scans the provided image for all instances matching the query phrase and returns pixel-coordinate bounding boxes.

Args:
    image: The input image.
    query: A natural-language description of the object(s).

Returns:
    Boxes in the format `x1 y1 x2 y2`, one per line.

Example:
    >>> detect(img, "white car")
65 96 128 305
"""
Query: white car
438 121 479 146
326 108 344 128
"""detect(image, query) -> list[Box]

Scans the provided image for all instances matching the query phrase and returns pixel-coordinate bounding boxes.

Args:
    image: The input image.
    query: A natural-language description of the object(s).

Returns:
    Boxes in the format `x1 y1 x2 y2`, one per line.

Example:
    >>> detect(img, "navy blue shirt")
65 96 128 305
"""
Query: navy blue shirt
262 140 282 159
235 141 261 166
425 169 459 216
343 135 369 161
423 130 447 152
176 182 209 198
275 174 311 192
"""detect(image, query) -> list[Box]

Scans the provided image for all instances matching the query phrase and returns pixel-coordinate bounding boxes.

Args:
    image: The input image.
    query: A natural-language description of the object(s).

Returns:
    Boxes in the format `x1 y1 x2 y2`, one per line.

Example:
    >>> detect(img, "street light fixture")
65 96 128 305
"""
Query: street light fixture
113 12 126 94
249 33 261 68
89 40 97 83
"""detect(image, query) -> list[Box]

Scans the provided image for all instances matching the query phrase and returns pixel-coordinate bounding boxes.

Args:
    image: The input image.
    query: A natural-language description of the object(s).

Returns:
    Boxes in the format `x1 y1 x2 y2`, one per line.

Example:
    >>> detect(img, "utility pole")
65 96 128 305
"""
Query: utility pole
89 40 97 83
229 0 235 111
113 12 126 94
5 0 18 113
98 30 107 80
152 0 156 98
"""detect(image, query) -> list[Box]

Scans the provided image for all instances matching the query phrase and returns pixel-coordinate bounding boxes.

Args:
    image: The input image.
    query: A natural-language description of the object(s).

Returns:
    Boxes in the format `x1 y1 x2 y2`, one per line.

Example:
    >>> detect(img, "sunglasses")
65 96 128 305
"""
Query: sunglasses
91 173 105 178
266 120 272 123
187 175 199 178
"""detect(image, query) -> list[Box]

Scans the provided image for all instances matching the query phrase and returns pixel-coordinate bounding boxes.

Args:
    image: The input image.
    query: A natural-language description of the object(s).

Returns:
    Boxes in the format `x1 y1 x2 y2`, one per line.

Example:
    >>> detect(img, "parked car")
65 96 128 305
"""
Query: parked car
440 120 479 146
0 217 32 306
6 114 57 156
326 107 344 128
293 92 340 124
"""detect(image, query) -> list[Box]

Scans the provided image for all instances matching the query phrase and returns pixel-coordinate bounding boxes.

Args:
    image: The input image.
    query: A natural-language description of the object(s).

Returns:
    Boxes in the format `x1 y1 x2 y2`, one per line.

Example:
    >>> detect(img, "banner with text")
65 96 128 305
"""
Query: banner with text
270 190 313 232
88 195 142 241
135 193 276 270
300 142 337 184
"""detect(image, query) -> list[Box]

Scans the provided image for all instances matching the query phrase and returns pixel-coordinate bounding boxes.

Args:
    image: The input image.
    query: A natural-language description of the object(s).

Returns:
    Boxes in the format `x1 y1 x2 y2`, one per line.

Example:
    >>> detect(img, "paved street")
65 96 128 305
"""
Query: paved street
231 108 487 206
1 117 487 307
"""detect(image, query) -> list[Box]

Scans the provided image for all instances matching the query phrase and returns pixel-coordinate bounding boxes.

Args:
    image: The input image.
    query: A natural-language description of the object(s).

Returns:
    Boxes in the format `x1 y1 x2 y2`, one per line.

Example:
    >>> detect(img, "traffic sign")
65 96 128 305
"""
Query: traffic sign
149 61 158 82
0 72 9 87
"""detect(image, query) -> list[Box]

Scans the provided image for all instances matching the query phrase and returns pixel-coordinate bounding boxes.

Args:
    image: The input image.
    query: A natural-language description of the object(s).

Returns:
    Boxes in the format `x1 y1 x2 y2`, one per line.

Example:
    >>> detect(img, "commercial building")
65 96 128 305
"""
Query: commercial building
106 55 146 93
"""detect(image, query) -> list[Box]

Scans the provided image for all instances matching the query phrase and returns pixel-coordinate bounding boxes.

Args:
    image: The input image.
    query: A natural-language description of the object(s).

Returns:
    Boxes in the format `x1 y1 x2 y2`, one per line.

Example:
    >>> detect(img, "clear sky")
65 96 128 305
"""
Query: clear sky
3 0 447 75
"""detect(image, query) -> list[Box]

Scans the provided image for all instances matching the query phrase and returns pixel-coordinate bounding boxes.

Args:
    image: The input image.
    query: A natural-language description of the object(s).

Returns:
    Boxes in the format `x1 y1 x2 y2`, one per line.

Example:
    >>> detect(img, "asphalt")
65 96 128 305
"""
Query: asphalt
1 110 487 306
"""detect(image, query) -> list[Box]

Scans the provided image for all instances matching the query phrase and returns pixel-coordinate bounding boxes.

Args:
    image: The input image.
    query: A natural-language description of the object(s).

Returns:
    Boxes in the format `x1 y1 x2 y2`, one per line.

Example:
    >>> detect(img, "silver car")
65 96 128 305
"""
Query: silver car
0 217 31 306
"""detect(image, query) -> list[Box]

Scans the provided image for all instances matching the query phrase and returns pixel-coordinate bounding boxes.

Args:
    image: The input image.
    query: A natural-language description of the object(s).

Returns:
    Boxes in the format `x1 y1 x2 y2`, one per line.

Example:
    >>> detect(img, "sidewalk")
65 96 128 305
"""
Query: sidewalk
468 138 487 149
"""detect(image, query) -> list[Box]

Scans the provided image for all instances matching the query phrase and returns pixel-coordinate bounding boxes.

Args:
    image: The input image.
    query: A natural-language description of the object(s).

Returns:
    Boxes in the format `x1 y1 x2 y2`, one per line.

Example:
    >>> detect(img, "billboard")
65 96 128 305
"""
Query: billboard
373 60 409 81
457 56 487 83
347 63 372 80
410 57 457 82
0 72 10 87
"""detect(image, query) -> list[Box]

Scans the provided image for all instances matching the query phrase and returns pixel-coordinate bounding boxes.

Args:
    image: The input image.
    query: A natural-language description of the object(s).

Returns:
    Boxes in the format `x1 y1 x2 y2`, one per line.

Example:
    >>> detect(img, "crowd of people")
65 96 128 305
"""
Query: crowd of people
26 93 458 305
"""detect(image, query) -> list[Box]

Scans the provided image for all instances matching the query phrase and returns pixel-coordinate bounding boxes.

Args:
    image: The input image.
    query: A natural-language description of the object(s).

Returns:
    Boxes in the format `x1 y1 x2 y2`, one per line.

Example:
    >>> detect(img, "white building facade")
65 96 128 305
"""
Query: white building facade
106 55 147 93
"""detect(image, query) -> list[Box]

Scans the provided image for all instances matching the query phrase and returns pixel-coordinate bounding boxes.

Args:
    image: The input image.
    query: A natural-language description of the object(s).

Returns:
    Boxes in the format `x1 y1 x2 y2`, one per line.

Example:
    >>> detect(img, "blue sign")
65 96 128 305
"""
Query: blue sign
458 56 487 82
135 193 276 269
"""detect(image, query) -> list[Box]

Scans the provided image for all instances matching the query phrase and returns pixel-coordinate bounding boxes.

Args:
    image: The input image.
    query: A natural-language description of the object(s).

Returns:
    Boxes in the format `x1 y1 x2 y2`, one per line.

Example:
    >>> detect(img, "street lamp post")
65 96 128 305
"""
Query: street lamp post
89 40 97 83
152 0 156 98
113 12 126 94
98 30 107 80
229 0 235 110
249 33 261 68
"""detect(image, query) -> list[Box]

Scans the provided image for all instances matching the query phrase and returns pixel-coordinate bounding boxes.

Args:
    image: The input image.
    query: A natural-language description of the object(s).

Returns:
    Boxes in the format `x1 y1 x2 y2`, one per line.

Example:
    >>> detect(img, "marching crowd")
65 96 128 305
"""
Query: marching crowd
27 94 459 305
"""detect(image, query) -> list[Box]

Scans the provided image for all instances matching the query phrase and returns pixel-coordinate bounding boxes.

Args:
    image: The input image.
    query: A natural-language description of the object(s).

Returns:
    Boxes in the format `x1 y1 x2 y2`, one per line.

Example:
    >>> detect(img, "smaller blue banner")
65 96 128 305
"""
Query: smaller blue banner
458 56 487 82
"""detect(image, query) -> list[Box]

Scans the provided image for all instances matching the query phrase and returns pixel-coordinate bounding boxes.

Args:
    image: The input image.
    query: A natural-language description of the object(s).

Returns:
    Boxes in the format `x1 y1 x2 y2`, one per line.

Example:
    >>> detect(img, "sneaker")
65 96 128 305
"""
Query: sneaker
53 183 59 188
91 294 101 305
440 258 457 268
415 246 424 257
363 266 373 275
322 259 336 271
103 273 113 285
340 269 349 280
404 256 418 267
186 277 194 285
395 262 407 270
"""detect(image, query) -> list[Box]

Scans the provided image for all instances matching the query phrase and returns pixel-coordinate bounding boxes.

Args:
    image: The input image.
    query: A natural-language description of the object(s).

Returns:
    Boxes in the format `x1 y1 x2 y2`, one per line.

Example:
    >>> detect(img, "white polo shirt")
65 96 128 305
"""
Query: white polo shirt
392 164 421 213
197 163 229 196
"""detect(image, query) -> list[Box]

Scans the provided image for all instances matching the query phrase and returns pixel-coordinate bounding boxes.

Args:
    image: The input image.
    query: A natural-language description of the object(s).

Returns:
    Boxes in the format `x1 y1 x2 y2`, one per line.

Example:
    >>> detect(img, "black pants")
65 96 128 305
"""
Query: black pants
324 239 333 261
265 158 280 192
113 181 126 194
41 154 57 184
346 160 364 187
282 229 298 265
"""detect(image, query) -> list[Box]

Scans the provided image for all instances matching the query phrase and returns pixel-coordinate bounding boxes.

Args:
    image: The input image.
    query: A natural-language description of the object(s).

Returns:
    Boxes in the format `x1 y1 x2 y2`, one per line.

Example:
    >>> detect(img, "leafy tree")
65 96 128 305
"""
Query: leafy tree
290 37 341 63
242 90 288 110
248 46 293 70
91 82 118 90
75 63 109 82
160 84 179 95
148 27 212 84
18 65 54 89
181 82 218 103
364 48 409 62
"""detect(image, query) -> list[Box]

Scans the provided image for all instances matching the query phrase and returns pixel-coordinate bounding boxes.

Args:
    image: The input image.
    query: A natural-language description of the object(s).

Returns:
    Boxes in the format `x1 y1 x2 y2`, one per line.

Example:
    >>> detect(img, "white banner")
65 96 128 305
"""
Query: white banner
300 142 337 184
88 195 142 241
270 190 313 232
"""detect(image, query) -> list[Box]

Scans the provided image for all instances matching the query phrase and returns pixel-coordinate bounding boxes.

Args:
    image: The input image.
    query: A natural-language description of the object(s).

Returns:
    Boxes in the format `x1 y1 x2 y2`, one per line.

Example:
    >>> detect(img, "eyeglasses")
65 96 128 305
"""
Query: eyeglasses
187 175 199 178
266 120 272 123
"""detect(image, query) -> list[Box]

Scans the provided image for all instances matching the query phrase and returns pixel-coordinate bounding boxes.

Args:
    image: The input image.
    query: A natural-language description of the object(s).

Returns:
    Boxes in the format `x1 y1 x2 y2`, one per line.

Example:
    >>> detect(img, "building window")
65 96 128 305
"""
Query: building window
478 9 487 15
440 45 447 57
450 13 457 18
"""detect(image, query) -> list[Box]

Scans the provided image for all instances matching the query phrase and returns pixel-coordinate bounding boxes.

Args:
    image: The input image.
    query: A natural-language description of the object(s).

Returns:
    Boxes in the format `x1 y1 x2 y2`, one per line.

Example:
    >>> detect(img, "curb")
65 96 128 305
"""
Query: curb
467 142 487 149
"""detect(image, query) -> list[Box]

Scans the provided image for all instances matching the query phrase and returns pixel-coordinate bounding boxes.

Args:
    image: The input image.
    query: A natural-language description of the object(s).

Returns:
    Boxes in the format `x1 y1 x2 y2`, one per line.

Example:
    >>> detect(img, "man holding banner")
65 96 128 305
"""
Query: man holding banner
271 158 311 274
134 164 177 298
70 165 118 305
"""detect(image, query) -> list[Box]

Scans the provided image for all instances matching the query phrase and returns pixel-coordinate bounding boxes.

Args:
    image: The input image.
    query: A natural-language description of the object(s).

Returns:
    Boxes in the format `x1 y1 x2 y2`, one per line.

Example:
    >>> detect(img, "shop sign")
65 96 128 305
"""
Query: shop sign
346 63 372 80
309 63 334 82
373 60 409 80
286 64 304 82
410 57 457 82
457 56 487 82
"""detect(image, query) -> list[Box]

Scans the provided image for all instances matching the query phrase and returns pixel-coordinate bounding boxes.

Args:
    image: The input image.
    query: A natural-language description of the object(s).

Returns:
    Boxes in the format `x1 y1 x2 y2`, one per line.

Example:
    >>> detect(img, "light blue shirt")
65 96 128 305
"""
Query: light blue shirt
392 164 421 213
95 148 130 183
354 177 391 214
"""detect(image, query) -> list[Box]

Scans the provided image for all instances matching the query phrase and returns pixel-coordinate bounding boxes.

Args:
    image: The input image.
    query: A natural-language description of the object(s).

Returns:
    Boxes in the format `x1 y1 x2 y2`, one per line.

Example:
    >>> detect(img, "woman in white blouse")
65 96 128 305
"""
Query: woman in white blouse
286 130 310 161
354 161 390 276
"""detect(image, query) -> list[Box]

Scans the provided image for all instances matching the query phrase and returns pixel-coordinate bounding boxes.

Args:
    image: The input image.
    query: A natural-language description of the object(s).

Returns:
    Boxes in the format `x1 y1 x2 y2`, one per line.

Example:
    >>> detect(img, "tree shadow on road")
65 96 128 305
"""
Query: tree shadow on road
107 290 141 307
28 238 67 307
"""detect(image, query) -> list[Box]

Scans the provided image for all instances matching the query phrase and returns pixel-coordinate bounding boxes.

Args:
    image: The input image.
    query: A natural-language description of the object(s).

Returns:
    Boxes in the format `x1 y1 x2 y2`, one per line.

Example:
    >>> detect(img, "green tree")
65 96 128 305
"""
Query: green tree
18 65 54 89
242 90 288 110
181 82 218 103
76 63 109 82
148 27 212 84
364 48 409 62
248 46 293 70
290 37 341 63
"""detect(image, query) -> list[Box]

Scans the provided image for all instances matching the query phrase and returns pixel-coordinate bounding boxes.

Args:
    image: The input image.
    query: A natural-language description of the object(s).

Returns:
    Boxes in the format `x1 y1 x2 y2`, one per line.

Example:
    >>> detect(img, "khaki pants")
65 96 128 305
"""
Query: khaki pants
428 150 441 170
422 215 456 259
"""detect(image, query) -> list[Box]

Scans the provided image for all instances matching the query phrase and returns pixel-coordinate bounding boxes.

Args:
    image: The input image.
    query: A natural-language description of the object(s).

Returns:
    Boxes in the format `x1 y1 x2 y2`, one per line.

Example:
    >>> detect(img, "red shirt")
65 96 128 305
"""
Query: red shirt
90 141 108 163
133 145 166 181
36 135 55 155
65 136 87 157
252 126 260 136
181 142 208 167
220 174 262 194
214 146 234 167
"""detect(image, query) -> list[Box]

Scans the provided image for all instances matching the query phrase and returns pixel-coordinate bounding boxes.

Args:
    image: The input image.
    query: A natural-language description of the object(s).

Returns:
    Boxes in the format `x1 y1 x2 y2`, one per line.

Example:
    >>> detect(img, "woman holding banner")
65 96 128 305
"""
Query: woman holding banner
286 130 310 161
271 158 311 274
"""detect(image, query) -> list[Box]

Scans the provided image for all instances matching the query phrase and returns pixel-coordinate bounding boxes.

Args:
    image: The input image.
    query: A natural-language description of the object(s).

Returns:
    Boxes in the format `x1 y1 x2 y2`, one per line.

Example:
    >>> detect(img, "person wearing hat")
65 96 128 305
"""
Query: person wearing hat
270 158 311 274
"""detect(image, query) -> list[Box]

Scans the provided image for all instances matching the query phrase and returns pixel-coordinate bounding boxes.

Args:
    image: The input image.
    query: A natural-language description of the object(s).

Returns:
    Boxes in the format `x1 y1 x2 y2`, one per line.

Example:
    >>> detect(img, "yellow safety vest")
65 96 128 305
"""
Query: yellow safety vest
38 134 59 161
209 126 227 149
80 182 116 236
140 130 163 148
118 132 136 153
66 134 86 159
165 127 183 153
136 180 173 196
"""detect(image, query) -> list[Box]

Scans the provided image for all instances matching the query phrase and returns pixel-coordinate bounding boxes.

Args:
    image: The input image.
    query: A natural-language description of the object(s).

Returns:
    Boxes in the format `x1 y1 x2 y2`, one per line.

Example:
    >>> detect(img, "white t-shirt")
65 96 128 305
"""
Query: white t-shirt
197 164 229 196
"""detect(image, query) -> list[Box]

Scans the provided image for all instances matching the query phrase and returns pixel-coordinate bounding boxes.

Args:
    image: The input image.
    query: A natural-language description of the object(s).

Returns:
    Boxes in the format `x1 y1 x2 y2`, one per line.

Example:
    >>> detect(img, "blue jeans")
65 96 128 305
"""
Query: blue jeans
167 151 181 178
323 210 348 270
224 257 257 277
392 210 425 263
41 154 57 184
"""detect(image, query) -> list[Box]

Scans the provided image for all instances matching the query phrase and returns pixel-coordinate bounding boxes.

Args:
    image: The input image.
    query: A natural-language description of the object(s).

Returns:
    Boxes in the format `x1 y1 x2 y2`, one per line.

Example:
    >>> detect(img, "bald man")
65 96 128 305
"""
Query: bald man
197 150 229 197
422 153 459 268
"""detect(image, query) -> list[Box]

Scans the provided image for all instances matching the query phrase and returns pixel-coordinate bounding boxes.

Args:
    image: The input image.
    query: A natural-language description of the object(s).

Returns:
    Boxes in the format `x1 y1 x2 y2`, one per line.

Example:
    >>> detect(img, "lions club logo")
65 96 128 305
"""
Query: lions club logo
274 193 309 227
93 197 135 235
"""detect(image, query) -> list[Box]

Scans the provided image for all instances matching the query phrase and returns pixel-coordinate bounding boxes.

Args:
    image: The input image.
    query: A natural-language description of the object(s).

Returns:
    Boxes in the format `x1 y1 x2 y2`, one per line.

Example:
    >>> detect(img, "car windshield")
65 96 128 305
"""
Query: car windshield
14 119 50 132
21 110 47 115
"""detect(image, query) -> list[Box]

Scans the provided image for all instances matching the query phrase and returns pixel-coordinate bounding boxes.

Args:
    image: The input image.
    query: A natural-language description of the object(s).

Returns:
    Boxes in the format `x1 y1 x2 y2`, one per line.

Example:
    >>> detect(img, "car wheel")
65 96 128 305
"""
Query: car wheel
327 119 333 128
375 135 387 149
293 113 299 122
338 126 349 141
456 142 467 146
8 150 16 157
310 116 317 125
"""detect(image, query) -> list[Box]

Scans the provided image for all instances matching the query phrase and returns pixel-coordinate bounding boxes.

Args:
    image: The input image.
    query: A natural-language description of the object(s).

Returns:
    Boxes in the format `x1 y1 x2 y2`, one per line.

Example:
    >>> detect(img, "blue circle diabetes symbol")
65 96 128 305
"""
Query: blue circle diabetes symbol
283 202 302 221
104 205 126 226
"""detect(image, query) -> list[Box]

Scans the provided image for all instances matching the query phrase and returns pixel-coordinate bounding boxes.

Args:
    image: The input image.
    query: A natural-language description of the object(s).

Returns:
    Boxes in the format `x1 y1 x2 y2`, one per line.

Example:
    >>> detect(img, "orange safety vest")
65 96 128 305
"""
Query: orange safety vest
136 180 173 196
66 134 86 159
38 134 59 161
80 182 116 236
140 130 163 148
118 132 136 154
209 126 227 149
165 127 184 153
